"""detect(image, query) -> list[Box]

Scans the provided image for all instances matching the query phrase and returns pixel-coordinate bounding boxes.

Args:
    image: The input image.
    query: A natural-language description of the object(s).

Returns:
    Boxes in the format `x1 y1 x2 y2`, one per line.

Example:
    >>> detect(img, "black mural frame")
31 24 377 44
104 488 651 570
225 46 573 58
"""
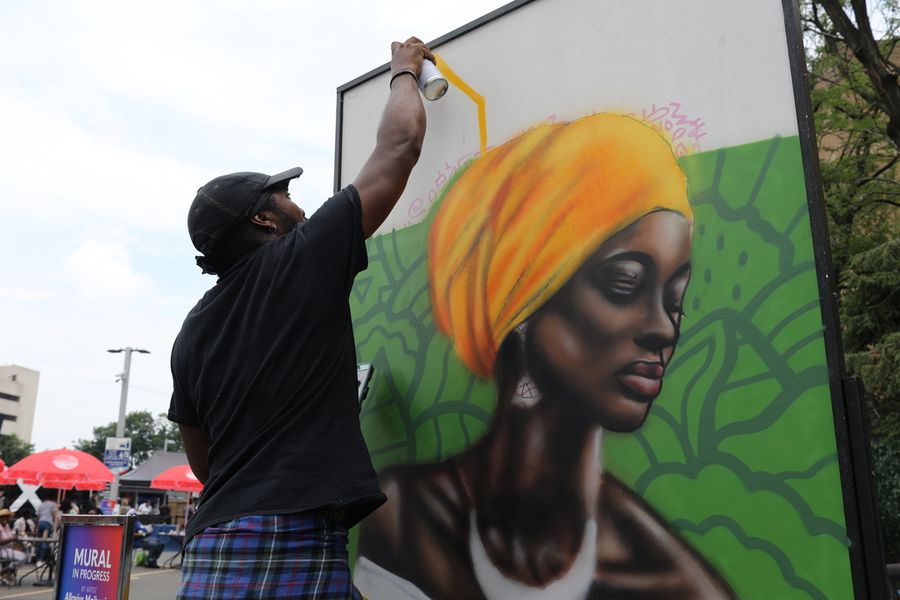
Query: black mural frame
334 1 888 597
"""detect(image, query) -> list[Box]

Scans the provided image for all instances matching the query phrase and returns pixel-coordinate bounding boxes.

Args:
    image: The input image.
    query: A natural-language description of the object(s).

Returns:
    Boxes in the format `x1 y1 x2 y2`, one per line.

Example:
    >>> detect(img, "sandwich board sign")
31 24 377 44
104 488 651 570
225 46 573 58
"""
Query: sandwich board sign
55 515 135 600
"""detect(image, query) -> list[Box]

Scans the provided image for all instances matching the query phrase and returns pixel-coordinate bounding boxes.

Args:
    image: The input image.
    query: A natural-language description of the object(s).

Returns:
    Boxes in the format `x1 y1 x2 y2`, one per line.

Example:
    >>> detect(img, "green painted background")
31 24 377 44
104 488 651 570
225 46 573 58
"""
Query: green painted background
350 136 854 599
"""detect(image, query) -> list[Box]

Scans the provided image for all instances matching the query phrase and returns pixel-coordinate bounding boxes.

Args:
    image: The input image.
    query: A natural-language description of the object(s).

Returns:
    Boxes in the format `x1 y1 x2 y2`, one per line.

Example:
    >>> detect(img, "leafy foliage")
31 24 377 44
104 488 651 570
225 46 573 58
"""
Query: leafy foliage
841 240 900 353
870 438 900 562
843 241 900 439
73 410 183 467
805 0 900 147
0 434 34 465
803 1 900 389
803 0 900 565
804 0 899 272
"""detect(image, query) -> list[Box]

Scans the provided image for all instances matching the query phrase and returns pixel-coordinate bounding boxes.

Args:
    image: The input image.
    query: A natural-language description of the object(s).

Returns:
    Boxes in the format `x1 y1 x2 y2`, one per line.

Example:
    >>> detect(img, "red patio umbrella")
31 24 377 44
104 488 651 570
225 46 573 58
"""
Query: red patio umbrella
150 464 203 493
1 448 115 490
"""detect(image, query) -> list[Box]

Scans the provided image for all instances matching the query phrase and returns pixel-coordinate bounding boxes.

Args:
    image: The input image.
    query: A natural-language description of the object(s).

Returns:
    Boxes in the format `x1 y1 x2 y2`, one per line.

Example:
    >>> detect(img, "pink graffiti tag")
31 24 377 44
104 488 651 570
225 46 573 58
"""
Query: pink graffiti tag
406 151 481 222
629 102 707 157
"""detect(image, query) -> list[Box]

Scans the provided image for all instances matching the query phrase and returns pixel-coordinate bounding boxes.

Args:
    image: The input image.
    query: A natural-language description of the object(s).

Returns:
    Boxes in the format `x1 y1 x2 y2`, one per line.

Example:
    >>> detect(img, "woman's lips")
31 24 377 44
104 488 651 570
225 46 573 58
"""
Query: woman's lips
616 361 664 400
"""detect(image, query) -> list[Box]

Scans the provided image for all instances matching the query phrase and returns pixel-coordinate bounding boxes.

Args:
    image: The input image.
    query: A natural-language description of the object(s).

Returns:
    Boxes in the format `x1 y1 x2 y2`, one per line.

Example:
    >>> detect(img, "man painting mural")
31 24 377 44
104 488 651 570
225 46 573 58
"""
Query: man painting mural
167 37 432 599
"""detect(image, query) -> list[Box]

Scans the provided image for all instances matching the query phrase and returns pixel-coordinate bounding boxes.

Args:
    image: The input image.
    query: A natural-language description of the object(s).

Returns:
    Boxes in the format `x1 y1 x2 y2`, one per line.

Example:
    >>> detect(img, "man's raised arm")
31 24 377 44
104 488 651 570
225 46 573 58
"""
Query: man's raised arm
353 36 432 238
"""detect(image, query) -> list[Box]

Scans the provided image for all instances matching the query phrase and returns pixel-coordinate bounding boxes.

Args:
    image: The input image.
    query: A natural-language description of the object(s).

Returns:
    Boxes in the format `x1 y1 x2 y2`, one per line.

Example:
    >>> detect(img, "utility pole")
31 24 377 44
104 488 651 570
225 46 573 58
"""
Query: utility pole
106 346 149 506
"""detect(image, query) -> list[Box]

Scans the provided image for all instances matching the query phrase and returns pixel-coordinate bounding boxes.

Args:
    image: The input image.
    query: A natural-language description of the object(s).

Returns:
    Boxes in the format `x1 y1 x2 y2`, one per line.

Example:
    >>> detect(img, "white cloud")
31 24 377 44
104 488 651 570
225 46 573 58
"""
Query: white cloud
63 240 150 299
0 0 511 451
0 288 54 302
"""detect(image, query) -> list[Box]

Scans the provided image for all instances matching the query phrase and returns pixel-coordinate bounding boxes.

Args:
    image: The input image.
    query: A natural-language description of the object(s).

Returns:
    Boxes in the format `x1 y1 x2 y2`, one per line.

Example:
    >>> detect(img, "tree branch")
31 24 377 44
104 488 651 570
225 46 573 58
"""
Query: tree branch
816 0 900 147
857 155 900 183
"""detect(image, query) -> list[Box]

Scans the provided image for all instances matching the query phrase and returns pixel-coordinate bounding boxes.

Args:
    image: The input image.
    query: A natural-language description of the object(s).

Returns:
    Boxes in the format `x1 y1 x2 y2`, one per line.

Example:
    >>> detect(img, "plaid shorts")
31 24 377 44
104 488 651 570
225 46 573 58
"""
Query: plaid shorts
178 511 363 599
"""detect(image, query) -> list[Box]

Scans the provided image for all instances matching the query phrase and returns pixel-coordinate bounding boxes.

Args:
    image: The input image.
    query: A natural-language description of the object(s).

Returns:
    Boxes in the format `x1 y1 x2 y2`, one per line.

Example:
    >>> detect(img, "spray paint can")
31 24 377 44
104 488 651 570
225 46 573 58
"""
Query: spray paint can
419 60 449 101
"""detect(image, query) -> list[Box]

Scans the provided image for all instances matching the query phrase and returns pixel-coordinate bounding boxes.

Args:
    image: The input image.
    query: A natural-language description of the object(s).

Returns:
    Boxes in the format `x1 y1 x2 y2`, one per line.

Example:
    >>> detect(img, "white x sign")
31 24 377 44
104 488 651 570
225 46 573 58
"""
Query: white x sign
9 481 41 512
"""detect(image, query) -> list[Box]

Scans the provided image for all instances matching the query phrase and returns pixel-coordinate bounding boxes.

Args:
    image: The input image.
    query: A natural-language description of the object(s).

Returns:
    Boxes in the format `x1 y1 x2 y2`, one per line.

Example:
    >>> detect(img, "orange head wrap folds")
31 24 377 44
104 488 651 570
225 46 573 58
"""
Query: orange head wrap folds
428 113 692 378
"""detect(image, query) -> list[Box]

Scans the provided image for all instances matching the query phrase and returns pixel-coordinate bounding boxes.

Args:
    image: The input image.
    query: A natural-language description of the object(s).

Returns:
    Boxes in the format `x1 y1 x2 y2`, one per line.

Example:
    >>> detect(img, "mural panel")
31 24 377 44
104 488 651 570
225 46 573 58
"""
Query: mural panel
349 129 850 599
338 1 860 598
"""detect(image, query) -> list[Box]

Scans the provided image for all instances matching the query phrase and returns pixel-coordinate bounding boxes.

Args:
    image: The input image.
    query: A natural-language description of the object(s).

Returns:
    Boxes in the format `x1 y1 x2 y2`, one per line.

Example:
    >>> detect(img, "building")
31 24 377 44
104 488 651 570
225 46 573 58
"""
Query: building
0 365 39 442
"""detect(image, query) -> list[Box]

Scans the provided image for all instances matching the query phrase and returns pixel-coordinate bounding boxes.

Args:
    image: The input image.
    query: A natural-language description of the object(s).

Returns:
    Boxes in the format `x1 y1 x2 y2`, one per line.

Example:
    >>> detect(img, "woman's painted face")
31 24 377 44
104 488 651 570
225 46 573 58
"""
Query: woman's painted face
527 210 692 431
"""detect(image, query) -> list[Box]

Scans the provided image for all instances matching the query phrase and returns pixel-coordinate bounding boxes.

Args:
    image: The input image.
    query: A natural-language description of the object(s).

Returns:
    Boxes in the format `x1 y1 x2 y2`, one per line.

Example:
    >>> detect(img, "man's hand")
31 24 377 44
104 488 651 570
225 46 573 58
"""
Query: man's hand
353 36 430 238
389 36 435 85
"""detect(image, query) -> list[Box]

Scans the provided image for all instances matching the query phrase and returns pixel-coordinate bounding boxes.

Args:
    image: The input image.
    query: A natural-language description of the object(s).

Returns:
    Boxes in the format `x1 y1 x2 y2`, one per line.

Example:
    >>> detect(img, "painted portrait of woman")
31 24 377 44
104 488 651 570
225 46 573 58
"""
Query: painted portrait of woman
354 114 735 599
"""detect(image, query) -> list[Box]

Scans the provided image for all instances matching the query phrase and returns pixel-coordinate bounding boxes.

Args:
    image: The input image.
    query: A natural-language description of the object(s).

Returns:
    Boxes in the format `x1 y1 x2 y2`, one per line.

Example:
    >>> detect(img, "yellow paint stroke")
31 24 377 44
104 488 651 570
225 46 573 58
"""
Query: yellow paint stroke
433 52 487 157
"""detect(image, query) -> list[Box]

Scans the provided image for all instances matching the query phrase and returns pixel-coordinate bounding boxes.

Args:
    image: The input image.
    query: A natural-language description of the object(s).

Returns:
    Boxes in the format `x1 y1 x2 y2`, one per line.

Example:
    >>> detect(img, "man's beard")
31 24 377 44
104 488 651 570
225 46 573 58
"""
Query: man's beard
272 207 301 230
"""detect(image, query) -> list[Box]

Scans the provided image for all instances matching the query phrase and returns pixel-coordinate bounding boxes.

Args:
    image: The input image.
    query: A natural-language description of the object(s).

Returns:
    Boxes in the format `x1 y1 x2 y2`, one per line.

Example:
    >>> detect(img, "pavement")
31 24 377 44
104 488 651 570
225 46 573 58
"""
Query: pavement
0 551 182 599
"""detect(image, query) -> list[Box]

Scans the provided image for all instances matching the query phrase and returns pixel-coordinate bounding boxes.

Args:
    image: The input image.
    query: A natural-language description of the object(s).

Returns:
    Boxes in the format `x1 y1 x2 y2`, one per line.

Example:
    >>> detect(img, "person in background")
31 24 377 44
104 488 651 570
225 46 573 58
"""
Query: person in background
34 493 58 566
12 508 36 565
169 35 432 599
60 499 79 515
137 500 153 515
0 508 28 584
134 520 165 569
12 509 35 537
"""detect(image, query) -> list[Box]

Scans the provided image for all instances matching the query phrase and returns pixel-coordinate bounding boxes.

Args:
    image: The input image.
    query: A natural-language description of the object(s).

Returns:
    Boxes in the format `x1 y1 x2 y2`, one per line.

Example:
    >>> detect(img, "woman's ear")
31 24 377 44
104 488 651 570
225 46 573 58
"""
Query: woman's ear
495 324 541 409
508 322 542 409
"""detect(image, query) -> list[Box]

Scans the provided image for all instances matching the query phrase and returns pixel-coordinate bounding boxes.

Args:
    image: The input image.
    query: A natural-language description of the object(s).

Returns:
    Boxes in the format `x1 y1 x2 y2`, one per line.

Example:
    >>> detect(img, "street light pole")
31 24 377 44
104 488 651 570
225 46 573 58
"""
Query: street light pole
107 346 149 505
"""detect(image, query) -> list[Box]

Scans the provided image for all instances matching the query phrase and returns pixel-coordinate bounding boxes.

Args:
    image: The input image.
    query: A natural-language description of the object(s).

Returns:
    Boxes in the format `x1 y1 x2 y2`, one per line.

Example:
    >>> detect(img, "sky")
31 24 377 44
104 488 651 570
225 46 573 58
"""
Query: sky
0 0 511 451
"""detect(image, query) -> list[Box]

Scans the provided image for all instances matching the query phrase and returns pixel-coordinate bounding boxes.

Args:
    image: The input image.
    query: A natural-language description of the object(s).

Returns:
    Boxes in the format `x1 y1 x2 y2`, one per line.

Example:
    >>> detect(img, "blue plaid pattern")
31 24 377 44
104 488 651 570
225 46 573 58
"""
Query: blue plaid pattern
178 511 363 599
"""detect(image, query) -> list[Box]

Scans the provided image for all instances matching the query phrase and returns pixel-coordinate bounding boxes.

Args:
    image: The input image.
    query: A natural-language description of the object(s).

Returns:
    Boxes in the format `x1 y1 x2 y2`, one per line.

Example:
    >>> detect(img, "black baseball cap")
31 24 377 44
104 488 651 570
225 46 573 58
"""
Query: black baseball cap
188 167 303 256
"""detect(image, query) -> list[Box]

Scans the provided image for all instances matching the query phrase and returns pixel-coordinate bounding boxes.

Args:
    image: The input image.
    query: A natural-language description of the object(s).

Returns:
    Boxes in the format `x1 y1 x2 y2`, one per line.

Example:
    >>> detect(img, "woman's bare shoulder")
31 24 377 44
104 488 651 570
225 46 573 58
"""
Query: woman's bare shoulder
360 462 468 538
593 472 736 599
357 461 481 598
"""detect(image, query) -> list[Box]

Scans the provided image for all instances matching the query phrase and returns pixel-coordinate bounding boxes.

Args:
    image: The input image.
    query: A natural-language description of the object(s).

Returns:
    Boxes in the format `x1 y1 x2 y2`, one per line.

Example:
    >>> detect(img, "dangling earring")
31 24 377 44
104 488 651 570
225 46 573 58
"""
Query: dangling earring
510 322 542 410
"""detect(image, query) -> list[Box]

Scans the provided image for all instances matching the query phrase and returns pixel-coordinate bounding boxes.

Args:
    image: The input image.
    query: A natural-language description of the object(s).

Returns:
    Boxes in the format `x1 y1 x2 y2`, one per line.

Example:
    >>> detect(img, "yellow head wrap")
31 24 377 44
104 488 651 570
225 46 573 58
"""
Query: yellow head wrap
428 113 691 378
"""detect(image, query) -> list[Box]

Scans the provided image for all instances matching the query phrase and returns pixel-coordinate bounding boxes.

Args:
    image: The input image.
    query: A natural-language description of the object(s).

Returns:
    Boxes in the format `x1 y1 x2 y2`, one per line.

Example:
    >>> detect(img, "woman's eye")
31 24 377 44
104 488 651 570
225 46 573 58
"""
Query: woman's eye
608 274 639 292
666 303 686 321
665 273 691 322
594 263 644 302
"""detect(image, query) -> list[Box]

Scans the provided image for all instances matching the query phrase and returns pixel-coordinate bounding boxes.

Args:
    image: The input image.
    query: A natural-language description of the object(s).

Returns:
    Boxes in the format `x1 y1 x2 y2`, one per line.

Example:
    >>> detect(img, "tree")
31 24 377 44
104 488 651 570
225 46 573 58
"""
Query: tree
803 0 900 432
870 438 900 561
0 434 33 464
842 240 900 439
73 410 184 467
802 0 900 561
808 0 900 145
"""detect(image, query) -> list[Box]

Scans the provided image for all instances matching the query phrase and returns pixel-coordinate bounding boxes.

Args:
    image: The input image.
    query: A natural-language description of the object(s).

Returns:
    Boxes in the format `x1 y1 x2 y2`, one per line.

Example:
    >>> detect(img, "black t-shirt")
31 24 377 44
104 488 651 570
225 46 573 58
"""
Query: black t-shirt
168 186 385 541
